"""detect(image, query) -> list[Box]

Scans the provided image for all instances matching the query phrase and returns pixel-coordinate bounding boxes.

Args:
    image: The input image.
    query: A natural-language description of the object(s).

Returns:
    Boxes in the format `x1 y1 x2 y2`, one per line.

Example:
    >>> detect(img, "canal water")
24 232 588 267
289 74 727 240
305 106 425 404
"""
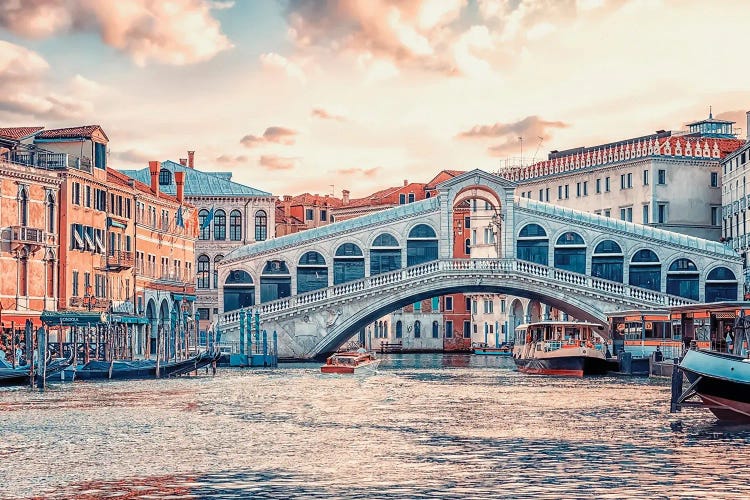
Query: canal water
1 353 749 499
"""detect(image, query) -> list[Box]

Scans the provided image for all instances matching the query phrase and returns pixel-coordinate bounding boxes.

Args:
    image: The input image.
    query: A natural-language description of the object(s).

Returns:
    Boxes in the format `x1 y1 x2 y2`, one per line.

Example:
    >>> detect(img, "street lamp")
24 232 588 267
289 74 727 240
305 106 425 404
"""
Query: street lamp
487 208 503 259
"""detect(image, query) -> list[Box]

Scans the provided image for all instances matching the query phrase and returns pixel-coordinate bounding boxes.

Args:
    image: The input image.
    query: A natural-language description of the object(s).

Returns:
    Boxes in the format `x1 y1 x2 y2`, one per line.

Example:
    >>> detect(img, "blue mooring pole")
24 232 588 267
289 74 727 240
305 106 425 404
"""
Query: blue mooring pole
245 310 252 355
273 331 278 367
262 330 268 366
239 309 246 356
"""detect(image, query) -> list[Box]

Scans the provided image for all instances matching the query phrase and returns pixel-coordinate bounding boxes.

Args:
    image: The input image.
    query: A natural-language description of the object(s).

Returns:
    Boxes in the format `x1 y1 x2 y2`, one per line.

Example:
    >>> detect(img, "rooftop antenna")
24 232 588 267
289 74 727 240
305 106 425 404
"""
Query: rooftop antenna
532 136 544 164
329 184 335 196
519 137 523 166
709 105 713 119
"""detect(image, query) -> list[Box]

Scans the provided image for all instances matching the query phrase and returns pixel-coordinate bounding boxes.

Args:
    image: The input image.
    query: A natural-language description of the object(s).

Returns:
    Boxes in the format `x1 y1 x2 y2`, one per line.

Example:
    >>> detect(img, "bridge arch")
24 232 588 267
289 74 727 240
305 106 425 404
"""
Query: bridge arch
452 185 503 211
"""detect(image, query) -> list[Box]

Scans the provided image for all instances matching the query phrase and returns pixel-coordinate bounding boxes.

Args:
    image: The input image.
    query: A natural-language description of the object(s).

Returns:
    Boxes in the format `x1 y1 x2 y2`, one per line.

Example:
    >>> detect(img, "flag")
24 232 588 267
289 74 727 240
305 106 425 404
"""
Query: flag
176 206 184 228
200 207 215 230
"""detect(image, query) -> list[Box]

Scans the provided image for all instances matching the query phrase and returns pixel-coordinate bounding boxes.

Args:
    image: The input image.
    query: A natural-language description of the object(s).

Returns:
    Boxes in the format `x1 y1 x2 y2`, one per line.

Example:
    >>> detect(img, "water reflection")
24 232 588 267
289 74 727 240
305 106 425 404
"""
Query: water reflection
1 353 749 499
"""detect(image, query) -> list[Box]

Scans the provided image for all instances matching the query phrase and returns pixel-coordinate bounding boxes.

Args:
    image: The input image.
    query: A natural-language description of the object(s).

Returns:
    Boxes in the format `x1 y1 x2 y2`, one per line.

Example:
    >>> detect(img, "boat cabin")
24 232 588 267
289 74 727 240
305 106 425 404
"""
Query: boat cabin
669 302 750 355
606 309 677 359
514 321 606 349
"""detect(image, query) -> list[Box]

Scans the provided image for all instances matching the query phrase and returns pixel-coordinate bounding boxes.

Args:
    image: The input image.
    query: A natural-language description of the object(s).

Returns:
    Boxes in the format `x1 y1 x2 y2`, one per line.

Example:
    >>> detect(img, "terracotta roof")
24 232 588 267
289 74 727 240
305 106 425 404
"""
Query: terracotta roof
0 126 43 141
345 186 402 208
107 168 182 205
288 192 343 207
425 169 465 189
37 125 108 141
275 206 304 225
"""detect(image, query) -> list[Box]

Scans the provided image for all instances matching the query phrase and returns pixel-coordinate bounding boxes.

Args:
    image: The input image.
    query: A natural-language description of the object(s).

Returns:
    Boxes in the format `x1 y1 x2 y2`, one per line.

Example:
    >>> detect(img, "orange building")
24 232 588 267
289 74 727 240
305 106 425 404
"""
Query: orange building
0 131 62 359
277 192 343 232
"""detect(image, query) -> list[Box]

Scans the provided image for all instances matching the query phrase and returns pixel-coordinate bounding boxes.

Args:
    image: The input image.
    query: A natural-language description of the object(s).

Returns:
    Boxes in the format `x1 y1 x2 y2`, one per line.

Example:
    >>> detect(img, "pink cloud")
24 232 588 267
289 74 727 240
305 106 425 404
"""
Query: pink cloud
335 167 382 177
216 154 249 164
457 115 569 157
0 0 233 66
259 155 299 171
241 127 298 148
312 107 346 121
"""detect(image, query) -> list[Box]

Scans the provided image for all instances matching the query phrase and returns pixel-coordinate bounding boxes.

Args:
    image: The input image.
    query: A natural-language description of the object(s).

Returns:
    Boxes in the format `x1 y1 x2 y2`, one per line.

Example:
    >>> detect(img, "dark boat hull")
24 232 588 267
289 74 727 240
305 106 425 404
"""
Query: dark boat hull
0 356 73 387
680 349 750 422
514 355 610 377
71 352 219 381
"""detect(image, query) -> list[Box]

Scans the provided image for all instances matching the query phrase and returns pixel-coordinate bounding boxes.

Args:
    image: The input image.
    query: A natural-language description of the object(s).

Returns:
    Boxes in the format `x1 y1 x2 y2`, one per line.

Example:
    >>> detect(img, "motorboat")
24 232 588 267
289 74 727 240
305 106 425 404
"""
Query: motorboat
473 342 513 356
512 321 610 376
321 349 381 374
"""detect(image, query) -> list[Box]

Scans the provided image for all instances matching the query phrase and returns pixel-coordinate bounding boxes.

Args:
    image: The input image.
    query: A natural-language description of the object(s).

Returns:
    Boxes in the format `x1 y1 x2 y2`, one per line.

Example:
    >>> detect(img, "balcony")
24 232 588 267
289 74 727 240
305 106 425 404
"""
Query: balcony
69 296 111 311
10 149 92 173
10 225 45 252
102 250 134 270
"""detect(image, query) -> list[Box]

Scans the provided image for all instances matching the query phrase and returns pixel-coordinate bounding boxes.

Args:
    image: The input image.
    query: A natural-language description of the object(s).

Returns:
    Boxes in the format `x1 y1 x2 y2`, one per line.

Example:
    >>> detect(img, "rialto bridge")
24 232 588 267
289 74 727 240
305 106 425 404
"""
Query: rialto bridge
216 170 742 359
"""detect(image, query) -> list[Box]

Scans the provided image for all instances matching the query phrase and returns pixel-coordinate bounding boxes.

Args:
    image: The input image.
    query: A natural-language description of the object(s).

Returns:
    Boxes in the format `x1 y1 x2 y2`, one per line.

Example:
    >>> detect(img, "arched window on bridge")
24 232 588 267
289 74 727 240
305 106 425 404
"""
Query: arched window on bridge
333 243 364 285
197 255 210 289
705 267 738 302
229 209 242 241
517 224 548 265
395 320 403 339
407 224 438 266
384 322 389 337
591 240 623 282
464 238 471 256
213 209 226 241
199 209 210 240
297 251 328 294
224 270 254 312
260 260 291 302
370 233 401 275
629 249 661 292
554 231 586 274
432 320 439 338
666 258 699 300
414 320 421 338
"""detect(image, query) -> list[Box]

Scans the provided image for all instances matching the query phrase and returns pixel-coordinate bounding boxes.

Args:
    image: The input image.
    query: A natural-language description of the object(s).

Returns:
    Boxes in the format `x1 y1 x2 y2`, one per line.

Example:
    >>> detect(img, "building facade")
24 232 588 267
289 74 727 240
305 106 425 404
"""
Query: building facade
122 154 276 336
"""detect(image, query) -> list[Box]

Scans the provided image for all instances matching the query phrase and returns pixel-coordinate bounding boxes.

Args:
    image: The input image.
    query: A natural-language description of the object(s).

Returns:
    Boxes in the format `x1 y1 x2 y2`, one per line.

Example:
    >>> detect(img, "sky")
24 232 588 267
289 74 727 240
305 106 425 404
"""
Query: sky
1 0 749 198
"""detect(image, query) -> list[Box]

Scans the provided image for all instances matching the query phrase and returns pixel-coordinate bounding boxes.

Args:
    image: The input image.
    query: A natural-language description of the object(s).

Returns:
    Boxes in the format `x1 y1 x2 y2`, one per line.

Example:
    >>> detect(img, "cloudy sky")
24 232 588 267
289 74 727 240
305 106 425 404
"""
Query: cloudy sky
1 0 749 197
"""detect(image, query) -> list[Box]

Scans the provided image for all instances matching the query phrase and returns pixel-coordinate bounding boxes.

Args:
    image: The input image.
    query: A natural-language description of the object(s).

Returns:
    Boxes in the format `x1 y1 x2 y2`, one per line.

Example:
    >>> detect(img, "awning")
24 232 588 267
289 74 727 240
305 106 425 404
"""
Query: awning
108 218 127 229
111 315 149 324
40 311 105 327
0 314 42 327
171 294 196 302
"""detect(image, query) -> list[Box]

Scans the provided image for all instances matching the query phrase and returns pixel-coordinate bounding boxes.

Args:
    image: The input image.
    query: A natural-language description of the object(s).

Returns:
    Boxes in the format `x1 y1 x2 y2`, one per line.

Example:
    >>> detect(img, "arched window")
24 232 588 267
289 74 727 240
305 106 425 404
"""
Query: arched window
395 320 403 339
465 238 471 255
197 255 210 289
224 270 254 311
213 255 224 289
517 224 548 265
407 224 438 266
591 240 623 282
333 243 364 285
213 209 226 240
47 192 55 233
414 320 421 338
629 249 661 292
554 231 586 274
229 210 242 241
19 187 28 226
255 210 267 241
260 260 291 302
297 251 328 293
18 249 28 296
159 169 171 185
705 267 738 302
666 258 699 300
199 209 210 240
432 320 439 338
370 233 401 275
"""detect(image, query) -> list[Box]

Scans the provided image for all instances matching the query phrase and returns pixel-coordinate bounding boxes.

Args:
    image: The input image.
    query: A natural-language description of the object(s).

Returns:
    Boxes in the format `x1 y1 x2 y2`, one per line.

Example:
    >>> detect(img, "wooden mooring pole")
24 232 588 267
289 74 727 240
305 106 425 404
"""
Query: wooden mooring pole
670 357 683 413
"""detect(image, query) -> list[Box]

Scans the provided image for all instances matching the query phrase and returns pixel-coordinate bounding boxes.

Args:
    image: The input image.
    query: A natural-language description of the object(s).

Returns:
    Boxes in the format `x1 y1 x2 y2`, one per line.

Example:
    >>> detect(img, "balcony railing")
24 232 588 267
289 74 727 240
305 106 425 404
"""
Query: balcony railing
10 225 45 251
103 250 134 270
10 150 92 173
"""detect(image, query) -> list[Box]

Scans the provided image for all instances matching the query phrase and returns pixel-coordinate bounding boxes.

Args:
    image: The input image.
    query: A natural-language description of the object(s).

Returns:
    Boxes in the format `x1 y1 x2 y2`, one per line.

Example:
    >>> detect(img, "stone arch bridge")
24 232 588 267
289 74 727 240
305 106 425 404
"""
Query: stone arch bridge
217 170 741 359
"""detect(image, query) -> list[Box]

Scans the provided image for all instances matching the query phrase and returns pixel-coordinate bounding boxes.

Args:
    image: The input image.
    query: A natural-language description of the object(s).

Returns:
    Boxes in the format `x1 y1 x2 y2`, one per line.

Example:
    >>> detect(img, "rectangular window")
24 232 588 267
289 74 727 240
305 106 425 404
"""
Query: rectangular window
500 299 505 313
463 321 471 338
564 185 569 199
596 178 601 193
72 271 79 296
643 169 649 186
320 210 327 221
658 169 666 184
605 177 610 192
445 296 453 311
604 209 611 217
408 193 415 203
710 172 719 187
472 300 477 314
399 193 406 204
642 204 649 224
558 185 563 199
711 206 721 226
465 297 471 311
85 185 91 208
483 300 493 314
445 321 453 338
305 208 313 221
576 182 581 197
431 297 440 311
627 173 632 188
620 206 632 222
545 188 550 202
413 301 421 311
620 174 626 189
464 216 470 229
539 189 544 201
583 181 588 196
72 182 80 205
658 203 667 223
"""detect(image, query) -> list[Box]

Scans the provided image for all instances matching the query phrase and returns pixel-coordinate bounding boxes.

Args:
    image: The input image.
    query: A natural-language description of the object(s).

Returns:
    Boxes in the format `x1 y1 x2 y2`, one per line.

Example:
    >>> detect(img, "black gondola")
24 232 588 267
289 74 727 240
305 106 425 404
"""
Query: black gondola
0 355 74 387
68 350 220 381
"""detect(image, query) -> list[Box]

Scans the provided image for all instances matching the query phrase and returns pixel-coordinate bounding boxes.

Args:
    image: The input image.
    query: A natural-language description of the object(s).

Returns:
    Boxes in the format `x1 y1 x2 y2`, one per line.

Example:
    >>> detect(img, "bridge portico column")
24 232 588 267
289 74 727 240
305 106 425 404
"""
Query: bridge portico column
440 197 453 259
544 304 552 321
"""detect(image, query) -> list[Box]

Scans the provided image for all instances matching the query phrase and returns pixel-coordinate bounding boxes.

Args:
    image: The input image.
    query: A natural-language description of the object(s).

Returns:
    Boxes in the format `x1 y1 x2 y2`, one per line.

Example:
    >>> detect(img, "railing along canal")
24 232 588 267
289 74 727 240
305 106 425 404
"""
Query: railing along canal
220 258 695 329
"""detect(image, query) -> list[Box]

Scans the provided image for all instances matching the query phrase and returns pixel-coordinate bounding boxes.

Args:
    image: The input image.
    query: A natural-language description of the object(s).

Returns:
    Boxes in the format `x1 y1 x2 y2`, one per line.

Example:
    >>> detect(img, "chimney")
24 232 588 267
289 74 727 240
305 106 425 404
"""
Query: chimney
174 171 185 203
746 111 750 141
342 189 350 205
148 160 159 194
187 150 195 169
403 179 408 186
179 158 187 166
282 195 291 217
